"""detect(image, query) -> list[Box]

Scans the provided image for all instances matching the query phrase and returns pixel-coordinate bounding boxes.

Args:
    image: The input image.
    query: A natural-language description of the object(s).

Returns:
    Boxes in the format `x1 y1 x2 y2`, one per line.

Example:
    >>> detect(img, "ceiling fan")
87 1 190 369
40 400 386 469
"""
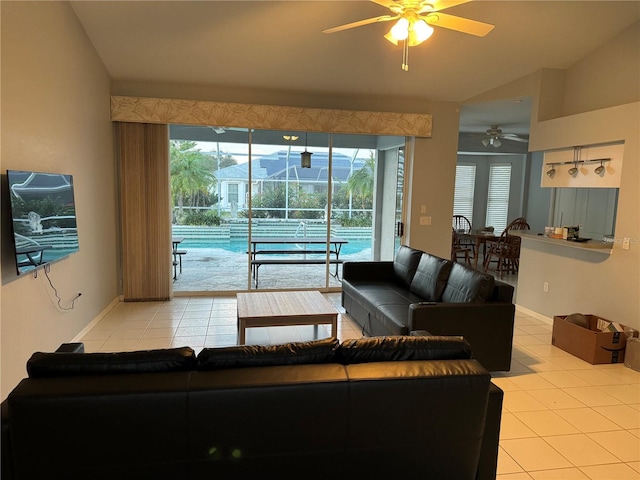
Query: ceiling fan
323 0 494 71
479 125 529 148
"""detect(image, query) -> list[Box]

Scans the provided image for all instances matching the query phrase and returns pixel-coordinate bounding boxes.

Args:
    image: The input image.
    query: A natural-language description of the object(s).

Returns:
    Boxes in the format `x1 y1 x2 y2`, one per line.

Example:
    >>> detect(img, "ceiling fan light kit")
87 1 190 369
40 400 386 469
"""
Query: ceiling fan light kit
323 0 494 71
482 136 501 148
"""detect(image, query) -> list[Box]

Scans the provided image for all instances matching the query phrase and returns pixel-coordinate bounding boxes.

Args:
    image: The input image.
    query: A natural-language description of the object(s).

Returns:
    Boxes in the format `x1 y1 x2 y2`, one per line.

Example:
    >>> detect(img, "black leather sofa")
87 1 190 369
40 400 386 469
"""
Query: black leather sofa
2 336 503 480
342 245 516 371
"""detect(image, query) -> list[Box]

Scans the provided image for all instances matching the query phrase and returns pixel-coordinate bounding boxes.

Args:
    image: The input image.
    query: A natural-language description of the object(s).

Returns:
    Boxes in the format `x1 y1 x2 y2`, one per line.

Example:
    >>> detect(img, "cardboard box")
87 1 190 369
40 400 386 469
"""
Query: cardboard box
552 314 627 364
624 338 640 371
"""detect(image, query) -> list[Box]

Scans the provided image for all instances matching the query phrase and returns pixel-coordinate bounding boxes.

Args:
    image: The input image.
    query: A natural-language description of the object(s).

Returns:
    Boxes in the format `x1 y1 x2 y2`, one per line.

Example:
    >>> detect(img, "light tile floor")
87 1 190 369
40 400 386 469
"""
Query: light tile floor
78 293 640 480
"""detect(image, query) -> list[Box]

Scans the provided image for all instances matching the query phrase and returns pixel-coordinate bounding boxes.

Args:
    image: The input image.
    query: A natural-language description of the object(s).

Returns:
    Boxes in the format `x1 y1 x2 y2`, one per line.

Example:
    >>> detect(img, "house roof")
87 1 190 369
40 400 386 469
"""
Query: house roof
216 150 366 183
215 159 269 181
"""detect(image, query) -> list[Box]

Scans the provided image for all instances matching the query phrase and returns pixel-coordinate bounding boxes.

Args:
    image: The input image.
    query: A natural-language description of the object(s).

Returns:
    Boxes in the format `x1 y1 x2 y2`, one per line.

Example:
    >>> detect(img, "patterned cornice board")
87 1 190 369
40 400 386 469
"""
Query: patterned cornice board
111 96 432 138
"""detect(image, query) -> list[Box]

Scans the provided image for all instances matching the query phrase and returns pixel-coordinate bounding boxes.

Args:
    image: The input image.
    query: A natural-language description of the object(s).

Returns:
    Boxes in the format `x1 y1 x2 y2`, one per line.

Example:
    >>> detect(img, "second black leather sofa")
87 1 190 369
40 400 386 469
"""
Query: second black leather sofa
341 245 516 371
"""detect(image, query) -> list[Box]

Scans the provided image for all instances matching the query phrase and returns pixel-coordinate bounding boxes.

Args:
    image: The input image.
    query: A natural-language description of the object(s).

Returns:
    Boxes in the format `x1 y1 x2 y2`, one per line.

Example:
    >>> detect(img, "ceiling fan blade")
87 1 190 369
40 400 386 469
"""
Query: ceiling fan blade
501 135 529 143
369 0 401 9
370 0 472 14
425 12 495 37
427 0 473 13
323 14 397 34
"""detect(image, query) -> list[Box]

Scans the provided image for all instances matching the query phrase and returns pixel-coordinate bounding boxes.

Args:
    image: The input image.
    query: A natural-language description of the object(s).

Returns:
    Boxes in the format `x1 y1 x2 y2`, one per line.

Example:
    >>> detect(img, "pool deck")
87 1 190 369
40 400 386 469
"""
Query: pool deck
172 247 371 293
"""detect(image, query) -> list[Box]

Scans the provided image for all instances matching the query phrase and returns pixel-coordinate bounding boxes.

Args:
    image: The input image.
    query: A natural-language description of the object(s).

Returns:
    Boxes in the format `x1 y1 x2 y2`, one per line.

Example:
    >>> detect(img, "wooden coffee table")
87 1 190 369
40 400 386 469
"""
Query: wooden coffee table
236 291 338 345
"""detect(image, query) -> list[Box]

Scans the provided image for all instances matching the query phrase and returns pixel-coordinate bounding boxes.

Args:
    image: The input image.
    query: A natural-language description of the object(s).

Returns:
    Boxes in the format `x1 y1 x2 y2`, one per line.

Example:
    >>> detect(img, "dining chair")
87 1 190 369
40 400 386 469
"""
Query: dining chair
452 215 472 232
483 217 530 275
452 215 476 261
451 228 472 265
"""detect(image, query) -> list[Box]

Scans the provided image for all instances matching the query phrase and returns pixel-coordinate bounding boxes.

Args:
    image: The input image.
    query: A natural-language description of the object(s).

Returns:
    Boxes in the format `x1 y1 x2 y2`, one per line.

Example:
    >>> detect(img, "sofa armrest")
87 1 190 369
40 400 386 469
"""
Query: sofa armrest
493 280 515 303
342 261 395 282
408 302 515 371
476 382 503 480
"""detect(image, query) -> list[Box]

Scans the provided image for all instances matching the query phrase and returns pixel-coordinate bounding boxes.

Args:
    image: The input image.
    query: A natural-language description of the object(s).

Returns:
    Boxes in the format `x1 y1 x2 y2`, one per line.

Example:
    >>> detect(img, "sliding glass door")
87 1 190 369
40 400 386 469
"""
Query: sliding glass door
169 125 405 293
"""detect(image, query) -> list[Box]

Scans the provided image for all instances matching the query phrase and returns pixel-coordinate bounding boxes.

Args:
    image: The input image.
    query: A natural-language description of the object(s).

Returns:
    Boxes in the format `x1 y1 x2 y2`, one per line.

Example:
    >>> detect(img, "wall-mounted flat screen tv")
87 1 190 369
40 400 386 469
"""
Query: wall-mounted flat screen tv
7 170 79 276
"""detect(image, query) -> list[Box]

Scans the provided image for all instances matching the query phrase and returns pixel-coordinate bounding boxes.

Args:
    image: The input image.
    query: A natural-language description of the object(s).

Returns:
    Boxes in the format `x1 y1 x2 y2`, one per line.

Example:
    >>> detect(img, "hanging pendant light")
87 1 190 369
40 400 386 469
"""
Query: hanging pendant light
300 132 312 168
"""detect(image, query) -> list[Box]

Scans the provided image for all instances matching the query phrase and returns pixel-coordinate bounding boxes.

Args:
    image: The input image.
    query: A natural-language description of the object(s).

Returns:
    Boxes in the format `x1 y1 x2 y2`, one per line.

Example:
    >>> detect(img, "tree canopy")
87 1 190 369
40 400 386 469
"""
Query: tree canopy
170 140 216 212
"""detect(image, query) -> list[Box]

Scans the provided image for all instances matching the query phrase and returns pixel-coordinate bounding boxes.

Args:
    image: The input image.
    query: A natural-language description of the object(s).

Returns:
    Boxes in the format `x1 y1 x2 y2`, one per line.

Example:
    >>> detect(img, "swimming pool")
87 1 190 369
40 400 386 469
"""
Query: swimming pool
180 238 372 256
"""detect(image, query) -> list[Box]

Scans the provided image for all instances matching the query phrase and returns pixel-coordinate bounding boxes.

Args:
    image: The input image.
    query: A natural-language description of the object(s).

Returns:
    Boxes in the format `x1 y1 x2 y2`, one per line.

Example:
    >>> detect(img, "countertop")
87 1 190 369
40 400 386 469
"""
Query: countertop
513 232 613 254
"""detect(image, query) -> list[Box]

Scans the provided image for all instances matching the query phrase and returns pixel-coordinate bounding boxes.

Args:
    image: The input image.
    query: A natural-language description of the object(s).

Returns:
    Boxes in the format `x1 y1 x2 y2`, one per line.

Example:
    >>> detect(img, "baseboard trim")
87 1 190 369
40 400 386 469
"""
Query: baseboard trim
71 296 121 343
515 304 553 326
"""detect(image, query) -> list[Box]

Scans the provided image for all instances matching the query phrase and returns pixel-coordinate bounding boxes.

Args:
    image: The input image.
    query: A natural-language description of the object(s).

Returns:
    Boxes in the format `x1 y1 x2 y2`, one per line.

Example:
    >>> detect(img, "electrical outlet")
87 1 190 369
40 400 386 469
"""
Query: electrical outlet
623 237 630 250
420 205 427 214
543 282 549 293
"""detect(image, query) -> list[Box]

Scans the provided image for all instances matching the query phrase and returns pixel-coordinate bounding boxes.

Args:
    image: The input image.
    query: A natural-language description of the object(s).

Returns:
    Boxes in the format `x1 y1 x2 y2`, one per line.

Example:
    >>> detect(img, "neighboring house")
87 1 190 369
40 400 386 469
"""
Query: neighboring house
214 150 366 210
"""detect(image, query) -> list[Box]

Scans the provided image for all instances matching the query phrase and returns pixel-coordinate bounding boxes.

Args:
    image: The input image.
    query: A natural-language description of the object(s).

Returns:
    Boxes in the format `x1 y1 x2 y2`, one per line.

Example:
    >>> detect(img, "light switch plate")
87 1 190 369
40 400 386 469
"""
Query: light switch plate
419 216 431 226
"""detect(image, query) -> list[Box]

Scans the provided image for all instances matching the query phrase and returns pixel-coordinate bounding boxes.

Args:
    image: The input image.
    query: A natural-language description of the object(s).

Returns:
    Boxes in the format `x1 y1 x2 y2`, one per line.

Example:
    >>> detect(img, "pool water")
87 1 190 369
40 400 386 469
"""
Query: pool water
181 238 372 256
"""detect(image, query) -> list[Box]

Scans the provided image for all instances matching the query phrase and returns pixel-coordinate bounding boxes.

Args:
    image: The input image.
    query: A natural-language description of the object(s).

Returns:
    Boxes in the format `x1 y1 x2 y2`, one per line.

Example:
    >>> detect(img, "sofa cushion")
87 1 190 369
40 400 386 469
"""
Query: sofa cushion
410 253 453 301
336 335 472 364
392 245 423 288
196 337 339 370
441 263 496 303
26 347 197 378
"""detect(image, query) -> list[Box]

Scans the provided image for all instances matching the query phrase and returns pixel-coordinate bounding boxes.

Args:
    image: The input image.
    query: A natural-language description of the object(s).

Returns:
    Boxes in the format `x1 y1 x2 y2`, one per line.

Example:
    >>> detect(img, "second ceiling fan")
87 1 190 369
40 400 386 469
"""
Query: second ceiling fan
479 125 529 148
323 0 494 71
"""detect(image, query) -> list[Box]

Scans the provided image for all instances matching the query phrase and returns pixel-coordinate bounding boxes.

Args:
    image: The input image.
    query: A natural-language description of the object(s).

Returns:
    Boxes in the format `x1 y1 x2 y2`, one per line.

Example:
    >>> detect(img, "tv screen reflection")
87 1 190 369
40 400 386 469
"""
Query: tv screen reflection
7 170 79 276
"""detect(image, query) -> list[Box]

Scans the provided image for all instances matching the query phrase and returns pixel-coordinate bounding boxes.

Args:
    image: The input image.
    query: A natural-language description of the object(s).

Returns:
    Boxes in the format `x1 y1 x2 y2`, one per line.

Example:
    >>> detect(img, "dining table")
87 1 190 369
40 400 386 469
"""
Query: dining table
457 230 500 269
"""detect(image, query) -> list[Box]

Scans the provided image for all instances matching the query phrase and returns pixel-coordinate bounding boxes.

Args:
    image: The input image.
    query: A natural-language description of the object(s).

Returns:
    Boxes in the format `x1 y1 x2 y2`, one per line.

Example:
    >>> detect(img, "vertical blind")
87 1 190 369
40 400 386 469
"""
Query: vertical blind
116 122 172 301
453 164 476 225
486 163 512 233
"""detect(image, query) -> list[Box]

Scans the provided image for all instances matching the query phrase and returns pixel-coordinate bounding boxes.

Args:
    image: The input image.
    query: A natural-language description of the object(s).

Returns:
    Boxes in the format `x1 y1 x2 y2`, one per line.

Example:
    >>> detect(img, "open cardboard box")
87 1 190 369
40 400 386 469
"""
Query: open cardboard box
552 314 628 364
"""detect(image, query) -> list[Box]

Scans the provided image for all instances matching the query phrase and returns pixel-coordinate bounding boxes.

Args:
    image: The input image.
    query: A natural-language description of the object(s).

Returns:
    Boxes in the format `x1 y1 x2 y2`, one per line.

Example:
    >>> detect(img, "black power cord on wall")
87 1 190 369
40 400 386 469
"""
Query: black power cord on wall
42 265 82 311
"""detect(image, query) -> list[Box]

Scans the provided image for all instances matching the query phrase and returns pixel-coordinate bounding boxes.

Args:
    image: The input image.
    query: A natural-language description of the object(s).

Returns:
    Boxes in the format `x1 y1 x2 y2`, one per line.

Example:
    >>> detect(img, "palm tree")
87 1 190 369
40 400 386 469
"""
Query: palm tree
347 152 375 210
170 140 215 215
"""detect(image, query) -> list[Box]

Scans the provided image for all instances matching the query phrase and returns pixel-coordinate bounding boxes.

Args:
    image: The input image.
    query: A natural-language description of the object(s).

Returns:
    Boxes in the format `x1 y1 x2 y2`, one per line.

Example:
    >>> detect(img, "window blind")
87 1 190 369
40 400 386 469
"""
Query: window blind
454 164 476 225
486 164 511 233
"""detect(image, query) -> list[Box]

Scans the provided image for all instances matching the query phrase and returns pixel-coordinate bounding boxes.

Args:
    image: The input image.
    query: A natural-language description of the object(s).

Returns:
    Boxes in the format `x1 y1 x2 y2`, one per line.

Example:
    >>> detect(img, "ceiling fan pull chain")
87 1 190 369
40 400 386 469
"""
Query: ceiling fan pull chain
402 39 409 71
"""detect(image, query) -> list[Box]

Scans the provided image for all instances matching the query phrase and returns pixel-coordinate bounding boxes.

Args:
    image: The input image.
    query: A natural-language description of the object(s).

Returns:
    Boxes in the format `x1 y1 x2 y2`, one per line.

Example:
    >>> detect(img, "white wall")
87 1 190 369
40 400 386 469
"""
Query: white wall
520 102 639 328
1 2 118 399
519 23 640 327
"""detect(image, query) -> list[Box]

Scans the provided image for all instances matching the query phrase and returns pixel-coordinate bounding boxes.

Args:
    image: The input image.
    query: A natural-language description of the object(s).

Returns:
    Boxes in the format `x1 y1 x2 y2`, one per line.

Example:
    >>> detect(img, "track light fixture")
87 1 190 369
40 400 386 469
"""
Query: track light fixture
545 156 611 179
568 147 579 176
568 162 579 176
